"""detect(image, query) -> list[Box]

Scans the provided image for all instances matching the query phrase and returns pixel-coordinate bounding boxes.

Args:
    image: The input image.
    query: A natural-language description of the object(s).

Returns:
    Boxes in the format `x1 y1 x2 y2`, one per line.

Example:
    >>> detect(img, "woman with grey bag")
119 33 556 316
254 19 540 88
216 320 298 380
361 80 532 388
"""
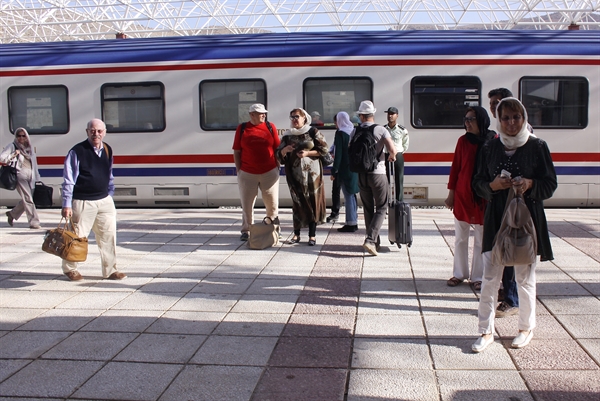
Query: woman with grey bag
471 98 557 353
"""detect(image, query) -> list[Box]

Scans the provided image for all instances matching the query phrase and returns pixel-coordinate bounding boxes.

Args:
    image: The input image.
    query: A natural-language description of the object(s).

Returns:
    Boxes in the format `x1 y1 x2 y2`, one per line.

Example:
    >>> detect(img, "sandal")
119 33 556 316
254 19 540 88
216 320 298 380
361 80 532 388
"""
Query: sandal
287 236 301 244
308 237 316 246
471 281 482 291
447 277 463 287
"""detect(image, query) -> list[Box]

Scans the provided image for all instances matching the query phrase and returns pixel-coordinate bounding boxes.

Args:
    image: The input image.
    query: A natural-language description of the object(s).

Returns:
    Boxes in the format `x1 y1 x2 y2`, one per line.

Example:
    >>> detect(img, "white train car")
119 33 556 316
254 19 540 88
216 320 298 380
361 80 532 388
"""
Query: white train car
1 30 598 207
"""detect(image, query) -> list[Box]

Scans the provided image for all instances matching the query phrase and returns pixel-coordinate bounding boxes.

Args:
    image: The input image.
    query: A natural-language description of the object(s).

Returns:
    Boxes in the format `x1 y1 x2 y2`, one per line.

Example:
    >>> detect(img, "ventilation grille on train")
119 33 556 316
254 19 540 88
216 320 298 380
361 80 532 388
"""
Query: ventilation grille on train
154 187 190 196
154 201 191 205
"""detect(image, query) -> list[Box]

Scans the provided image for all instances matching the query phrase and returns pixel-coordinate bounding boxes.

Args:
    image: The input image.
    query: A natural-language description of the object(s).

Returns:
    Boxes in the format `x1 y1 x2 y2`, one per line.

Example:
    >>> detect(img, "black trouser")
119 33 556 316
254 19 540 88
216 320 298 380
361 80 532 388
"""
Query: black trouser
330 175 341 216
294 222 316 238
385 152 405 202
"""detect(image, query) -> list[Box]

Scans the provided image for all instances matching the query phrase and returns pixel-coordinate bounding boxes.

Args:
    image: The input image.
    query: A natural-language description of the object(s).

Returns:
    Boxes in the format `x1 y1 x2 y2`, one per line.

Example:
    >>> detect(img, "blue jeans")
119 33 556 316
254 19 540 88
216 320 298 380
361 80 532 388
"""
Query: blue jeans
502 266 519 307
341 183 358 225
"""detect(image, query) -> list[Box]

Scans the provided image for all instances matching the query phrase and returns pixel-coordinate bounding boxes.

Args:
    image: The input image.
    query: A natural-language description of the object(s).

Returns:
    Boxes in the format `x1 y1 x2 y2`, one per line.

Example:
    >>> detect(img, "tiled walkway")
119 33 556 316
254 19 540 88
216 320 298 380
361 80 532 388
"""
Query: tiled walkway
0 207 598 401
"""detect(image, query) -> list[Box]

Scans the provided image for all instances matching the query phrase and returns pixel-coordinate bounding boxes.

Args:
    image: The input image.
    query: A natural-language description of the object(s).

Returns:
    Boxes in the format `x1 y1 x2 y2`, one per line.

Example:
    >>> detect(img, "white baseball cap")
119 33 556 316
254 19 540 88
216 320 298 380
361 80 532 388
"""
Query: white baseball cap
357 100 376 115
249 103 268 113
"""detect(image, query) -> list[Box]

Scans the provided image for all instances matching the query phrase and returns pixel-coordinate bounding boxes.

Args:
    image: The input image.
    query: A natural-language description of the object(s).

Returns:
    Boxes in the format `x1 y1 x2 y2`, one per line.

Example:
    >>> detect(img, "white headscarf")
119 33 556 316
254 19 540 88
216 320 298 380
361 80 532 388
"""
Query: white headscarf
336 111 354 135
496 97 532 150
12 127 41 186
13 127 34 161
284 108 312 136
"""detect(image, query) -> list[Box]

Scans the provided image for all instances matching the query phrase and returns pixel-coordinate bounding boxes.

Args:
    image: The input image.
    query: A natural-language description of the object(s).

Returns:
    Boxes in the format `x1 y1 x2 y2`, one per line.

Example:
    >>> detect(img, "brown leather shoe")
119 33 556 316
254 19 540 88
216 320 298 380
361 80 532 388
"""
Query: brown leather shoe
65 271 83 281
107 272 127 280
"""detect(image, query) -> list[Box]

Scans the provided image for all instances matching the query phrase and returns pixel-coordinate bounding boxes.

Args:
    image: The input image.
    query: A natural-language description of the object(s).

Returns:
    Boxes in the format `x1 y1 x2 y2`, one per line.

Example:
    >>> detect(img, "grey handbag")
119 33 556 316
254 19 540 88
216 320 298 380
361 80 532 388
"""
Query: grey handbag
248 217 280 250
491 189 537 266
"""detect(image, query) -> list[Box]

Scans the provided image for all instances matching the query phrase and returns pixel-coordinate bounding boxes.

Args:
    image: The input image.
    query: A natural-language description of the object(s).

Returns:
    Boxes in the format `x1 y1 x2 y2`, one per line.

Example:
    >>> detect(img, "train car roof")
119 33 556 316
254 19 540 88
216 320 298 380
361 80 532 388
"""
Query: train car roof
1 30 599 68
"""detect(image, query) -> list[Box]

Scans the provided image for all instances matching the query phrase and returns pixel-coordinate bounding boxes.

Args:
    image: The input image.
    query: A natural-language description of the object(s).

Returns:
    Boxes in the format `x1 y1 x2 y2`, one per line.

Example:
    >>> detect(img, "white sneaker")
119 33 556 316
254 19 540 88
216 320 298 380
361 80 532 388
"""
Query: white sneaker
362 241 378 256
472 335 494 353
511 331 533 348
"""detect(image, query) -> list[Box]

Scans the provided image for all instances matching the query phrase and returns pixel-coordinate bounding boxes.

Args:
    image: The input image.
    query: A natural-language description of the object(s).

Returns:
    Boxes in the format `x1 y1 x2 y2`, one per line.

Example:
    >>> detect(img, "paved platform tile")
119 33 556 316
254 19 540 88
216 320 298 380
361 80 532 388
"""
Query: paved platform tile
437 370 534 401
506 338 600 370
251 367 347 401
268 337 352 368
0 359 103 398
190 335 278 366
522 370 600 401
72 361 182 401
347 369 439 401
159 365 263 401
352 338 432 369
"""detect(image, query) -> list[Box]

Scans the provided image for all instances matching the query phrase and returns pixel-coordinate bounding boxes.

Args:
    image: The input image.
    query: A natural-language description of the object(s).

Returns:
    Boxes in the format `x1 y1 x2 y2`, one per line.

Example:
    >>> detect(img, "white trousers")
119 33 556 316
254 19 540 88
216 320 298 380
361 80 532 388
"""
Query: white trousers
478 251 537 334
452 219 483 282
62 196 118 278
237 168 280 233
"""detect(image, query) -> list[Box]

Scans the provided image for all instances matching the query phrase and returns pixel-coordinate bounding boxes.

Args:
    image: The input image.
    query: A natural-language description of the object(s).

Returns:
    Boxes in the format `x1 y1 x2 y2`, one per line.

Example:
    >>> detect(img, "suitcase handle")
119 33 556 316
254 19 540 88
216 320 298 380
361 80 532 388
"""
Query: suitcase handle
387 159 395 206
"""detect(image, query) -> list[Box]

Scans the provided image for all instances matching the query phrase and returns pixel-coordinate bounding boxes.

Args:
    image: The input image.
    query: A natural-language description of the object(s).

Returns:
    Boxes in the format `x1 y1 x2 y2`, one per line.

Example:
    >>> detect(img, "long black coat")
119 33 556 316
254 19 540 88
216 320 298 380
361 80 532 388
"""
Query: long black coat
473 136 557 261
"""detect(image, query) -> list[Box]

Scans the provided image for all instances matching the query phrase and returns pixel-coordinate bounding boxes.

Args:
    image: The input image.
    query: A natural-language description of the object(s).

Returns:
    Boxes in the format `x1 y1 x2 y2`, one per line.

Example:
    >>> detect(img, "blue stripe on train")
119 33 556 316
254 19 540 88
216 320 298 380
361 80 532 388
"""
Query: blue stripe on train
40 166 599 178
2 31 598 68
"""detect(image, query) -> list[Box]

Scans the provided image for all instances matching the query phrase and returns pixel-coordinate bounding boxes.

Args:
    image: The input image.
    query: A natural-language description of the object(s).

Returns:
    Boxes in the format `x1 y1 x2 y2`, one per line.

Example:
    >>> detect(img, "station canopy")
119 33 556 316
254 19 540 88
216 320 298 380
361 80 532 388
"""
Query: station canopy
1 0 599 43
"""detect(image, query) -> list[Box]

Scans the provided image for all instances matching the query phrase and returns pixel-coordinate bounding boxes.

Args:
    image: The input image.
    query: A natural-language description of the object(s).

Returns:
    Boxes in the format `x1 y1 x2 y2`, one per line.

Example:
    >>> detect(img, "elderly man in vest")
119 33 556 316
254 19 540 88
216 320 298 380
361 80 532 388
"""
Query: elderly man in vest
61 118 126 281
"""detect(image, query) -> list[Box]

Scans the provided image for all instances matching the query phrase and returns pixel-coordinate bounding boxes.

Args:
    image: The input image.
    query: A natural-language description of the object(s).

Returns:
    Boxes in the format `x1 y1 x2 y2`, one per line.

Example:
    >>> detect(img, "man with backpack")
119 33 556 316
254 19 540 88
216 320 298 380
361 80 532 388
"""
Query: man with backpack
349 100 397 256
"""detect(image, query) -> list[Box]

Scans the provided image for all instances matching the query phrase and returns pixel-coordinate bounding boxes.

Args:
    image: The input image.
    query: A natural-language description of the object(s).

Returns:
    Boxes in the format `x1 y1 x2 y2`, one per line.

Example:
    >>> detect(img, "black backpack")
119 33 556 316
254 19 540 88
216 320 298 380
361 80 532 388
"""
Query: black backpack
348 124 380 173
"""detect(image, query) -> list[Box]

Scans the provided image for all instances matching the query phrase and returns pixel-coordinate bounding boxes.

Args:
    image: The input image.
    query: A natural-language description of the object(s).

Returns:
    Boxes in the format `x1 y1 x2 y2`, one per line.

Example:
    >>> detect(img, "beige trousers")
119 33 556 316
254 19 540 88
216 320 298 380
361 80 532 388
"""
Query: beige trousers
62 196 118 278
9 168 40 227
237 167 280 233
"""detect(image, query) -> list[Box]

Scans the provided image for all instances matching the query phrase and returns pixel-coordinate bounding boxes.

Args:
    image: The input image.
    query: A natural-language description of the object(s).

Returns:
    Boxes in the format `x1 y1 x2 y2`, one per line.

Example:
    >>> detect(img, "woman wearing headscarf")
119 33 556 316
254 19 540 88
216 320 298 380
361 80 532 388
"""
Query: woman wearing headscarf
471 98 557 353
0 127 41 228
276 108 328 246
445 106 496 291
331 111 359 232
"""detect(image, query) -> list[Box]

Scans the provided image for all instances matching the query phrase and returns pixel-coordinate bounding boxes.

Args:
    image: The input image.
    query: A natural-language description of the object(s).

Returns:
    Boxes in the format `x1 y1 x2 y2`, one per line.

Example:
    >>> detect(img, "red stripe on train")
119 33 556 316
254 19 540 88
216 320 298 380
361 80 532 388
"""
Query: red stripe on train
37 152 600 165
2 58 599 77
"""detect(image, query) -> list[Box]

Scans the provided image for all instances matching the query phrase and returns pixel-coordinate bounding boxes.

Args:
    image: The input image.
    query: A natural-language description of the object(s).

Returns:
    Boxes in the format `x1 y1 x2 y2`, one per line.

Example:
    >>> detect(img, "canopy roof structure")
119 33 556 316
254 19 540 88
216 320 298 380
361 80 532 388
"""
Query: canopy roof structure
1 0 599 43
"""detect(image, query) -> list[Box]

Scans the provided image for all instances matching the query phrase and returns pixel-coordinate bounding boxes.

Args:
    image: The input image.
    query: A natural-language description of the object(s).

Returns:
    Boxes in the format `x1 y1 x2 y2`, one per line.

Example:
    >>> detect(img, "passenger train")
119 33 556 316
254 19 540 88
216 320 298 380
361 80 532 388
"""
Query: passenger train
1 30 598 208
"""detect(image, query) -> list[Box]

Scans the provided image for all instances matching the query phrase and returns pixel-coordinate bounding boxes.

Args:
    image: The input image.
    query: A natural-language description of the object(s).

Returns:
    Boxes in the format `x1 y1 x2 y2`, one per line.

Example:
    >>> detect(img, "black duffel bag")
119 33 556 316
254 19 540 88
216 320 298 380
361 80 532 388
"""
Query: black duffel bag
33 181 53 208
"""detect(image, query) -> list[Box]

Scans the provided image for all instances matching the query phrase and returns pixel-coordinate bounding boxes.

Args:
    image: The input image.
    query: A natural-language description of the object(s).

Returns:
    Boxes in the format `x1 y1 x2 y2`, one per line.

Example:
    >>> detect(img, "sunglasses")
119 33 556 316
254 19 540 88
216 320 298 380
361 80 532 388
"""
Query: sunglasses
15 134 26 138
500 115 523 122
289 115 301 120
463 117 477 122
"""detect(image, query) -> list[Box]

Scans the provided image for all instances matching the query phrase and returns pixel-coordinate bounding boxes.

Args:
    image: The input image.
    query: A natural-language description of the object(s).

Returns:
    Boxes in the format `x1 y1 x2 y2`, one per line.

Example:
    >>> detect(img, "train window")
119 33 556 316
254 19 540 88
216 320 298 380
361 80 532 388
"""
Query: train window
101 82 165 132
520 77 588 129
303 77 373 128
200 80 266 130
411 76 481 128
7 85 69 135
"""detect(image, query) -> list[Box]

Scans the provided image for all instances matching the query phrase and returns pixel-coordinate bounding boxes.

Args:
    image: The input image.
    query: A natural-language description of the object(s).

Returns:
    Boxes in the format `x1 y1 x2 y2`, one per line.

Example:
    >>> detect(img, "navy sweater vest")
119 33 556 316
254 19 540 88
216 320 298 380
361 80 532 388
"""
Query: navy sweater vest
72 140 112 201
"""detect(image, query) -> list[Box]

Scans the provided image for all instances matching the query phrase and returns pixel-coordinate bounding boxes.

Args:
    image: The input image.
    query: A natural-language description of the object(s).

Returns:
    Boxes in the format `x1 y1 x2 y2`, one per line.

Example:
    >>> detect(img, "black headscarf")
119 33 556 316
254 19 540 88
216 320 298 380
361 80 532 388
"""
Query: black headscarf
465 106 496 207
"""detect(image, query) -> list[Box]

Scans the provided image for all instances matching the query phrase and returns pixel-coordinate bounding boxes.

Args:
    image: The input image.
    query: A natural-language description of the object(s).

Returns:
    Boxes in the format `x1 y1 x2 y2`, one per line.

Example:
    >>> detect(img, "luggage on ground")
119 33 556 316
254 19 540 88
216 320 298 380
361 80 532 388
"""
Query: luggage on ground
33 181 53 208
387 162 412 248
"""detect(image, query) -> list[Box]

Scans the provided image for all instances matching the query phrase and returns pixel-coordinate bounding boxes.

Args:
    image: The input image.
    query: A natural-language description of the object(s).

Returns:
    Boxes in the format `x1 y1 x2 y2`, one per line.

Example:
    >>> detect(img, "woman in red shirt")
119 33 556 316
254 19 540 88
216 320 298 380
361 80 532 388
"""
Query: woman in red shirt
445 106 495 290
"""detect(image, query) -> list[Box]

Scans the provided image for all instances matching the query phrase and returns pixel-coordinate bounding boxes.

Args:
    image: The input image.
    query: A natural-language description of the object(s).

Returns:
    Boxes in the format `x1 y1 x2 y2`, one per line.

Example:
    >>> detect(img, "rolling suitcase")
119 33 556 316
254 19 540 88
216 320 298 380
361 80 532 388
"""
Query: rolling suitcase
388 162 413 248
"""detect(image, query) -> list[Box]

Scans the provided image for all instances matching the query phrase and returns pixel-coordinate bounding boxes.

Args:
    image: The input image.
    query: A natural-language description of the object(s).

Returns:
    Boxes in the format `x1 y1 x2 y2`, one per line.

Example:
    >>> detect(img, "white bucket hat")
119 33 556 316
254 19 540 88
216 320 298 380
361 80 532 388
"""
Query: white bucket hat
249 103 268 113
357 100 376 115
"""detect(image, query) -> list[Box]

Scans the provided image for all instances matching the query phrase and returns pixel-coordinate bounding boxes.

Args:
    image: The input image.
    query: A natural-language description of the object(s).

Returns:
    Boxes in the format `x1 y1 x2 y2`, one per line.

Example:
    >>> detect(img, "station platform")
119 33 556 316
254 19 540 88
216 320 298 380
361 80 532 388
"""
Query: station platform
0 207 598 401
